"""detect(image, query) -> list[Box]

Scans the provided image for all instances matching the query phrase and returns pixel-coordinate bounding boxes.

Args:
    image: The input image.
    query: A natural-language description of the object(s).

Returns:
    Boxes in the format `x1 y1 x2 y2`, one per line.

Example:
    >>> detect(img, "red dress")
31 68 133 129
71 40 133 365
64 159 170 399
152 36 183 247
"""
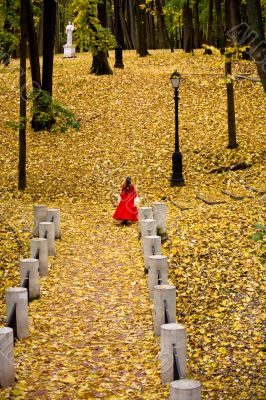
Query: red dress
113 184 138 222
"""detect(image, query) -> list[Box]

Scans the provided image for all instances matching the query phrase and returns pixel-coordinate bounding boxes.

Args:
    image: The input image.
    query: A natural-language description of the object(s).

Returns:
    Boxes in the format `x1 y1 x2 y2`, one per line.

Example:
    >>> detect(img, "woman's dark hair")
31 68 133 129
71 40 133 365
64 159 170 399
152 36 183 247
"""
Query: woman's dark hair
125 176 131 192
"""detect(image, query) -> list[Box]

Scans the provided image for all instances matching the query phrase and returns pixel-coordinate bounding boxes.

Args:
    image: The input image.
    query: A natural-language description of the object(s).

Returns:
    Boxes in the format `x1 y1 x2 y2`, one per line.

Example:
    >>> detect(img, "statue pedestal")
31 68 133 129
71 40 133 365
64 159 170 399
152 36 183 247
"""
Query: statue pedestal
63 44 76 58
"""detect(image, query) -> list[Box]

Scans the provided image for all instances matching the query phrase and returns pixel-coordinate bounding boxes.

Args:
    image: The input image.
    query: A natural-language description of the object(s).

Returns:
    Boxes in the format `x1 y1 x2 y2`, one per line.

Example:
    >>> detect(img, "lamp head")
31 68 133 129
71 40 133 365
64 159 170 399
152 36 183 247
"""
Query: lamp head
170 70 181 89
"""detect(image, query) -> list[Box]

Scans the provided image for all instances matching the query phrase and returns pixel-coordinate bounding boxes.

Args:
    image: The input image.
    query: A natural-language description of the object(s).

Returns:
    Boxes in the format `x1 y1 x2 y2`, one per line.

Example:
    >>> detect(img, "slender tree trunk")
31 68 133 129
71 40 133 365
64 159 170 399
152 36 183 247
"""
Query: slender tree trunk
37 3 44 55
207 0 214 45
148 1 156 49
127 0 136 48
120 0 133 49
246 0 266 93
155 0 170 49
225 58 238 149
18 0 27 190
193 0 201 48
135 0 149 56
183 1 193 52
42 0 57 95
215 0 224 49
25 0 41 90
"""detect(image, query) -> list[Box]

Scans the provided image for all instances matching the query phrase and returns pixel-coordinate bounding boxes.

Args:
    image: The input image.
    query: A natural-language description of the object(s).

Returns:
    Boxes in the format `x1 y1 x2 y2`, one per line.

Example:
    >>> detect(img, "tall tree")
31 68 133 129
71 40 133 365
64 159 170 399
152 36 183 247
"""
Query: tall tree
193 0 201 48
155 0 170 49
18 0 27 190
215 0 224 50
135 0 149 56
246 0 266 93
91 0 114 74
207 0 214 45
182 0 193 52
25 0 41 91
225 0 239 149
42 0 57 95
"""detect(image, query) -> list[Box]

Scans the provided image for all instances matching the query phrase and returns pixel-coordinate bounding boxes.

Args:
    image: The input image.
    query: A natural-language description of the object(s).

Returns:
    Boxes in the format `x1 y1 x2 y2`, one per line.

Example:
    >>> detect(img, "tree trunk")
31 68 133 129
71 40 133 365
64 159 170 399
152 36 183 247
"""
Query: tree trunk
120 0 134 49
90 51 113 75
127 0 136 48
42 0 57 95
135 0 149 57
193 0 201 48
246 0 266 93
225 58 238 149
90 0 113 75
18 0 27 190
215 0 224 50
155 0 170 49
37 3 44 56
25 0 41 91
182 1 193 53
207 0 214 45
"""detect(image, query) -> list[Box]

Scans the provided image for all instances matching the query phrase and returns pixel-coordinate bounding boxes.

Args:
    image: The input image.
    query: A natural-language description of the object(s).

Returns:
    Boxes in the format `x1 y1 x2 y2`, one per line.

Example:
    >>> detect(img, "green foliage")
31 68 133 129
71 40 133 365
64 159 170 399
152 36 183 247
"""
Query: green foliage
30 90 80 133
71 0 116 55
251 224 266 242
0 30 18 53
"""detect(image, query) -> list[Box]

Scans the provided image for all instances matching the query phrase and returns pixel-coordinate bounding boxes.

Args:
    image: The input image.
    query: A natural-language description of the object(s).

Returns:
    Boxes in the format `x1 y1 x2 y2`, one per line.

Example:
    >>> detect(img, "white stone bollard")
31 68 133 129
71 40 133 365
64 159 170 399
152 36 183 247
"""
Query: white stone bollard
160 323 186 384
47 208 61 239
20 259 40 300
0 327 15 388
30 238 48 277
148 255 168 301
33 205 47 237
140 219 157 251
139 207 153 223
170 379 201 400
153 202 167 240
6 288 29 339
154 284 176 335
143 235 161 272
39 222 55 256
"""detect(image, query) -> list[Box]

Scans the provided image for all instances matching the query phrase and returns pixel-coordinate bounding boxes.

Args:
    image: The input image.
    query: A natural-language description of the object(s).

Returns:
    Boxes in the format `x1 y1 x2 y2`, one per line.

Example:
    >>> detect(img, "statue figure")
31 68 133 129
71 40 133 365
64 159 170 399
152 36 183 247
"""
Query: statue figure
66 21 74 46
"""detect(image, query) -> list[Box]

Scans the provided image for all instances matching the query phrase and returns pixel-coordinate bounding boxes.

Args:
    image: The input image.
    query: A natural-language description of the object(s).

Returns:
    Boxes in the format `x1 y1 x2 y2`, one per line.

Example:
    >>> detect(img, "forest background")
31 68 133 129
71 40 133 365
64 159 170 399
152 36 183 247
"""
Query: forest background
0 0 265 399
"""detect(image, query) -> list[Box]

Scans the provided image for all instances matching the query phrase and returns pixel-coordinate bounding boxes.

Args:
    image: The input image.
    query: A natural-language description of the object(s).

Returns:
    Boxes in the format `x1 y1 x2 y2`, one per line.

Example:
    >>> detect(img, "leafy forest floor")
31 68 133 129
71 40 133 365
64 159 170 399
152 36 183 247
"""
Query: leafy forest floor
0 50 265 399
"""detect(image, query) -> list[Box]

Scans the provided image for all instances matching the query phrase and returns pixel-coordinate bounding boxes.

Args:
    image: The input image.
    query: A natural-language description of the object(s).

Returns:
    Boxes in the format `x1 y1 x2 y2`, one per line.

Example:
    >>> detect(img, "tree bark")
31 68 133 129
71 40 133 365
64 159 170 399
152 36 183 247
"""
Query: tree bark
182 1 193 53
193 0 201 48
207 0 214 45
37 3 44 56
42 0 57 95
246 0 266 93
215 0 224 50
135 0 149 57
25 0 41 90
90 51 113 75
18 0 27 190
127 0 136 48
120 1 133 49
225 58 238 149
90 0 113 75
155 0 170 49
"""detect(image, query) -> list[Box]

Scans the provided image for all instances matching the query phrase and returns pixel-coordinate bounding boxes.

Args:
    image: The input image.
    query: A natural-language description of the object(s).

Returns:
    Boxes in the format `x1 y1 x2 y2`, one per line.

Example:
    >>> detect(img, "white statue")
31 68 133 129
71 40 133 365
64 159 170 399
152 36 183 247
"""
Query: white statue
66 21 74 46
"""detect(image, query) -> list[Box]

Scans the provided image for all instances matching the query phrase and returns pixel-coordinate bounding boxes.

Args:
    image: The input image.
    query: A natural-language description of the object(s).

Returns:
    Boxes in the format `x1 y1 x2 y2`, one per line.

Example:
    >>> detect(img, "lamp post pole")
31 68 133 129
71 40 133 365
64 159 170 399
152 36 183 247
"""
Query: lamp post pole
170 72 184 186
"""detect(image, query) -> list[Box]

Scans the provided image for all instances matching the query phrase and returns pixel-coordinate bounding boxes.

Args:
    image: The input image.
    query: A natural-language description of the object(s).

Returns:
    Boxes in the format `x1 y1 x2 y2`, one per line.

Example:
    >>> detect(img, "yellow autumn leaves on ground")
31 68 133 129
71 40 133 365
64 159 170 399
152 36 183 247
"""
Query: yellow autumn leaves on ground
0 49 265 399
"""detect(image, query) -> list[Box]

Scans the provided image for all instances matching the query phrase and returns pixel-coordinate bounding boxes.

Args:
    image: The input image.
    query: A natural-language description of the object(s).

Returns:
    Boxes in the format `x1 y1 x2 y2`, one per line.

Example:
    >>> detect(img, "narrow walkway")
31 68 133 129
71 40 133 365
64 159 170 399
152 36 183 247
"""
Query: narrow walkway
8 201 168 399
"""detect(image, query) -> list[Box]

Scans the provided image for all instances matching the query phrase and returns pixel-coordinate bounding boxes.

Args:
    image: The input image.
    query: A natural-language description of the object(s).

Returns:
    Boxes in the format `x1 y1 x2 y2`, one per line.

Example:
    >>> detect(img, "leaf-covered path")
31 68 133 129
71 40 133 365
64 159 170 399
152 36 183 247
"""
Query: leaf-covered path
0 50 265 399
3 201 169 399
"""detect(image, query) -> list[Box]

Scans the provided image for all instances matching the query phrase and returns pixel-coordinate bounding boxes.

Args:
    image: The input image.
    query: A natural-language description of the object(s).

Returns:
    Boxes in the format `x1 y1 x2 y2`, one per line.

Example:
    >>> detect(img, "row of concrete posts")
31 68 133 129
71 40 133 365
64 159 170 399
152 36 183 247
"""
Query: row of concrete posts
0 205 60 389
139 203 201 400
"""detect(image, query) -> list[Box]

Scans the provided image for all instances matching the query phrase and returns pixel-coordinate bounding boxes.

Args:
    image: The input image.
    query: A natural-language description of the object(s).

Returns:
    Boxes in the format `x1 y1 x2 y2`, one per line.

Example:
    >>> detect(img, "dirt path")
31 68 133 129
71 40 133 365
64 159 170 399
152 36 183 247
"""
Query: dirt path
2 202 168 399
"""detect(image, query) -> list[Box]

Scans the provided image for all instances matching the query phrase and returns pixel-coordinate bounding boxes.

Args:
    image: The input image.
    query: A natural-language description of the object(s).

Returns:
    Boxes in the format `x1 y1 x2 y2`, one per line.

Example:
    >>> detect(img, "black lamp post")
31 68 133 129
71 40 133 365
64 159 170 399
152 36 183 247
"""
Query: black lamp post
170 70 184 186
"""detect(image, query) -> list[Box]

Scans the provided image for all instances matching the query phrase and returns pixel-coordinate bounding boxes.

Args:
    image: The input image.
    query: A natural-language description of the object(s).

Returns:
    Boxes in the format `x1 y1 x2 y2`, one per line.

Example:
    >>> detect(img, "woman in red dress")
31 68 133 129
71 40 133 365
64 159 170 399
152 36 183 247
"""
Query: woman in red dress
113 177 138 224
